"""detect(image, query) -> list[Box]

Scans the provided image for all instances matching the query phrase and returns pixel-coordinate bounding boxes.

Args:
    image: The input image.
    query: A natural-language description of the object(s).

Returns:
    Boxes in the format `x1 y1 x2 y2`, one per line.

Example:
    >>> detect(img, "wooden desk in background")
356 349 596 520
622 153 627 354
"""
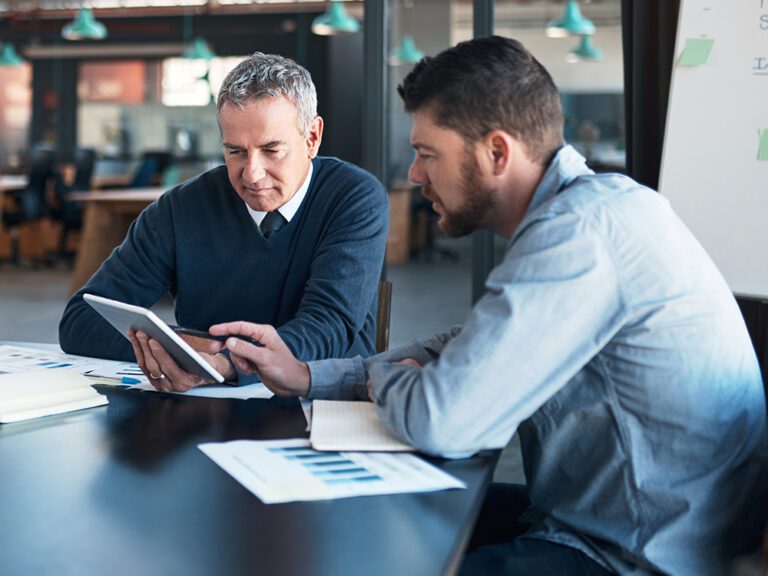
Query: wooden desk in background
0 175 29 220
91 173 133 189
68 187 164 294
0 175 29 258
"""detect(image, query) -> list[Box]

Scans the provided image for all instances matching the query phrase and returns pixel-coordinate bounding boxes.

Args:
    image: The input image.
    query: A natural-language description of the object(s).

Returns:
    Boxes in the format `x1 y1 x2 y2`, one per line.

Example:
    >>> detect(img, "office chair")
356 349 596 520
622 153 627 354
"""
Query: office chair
2 145 57 265
376 280 393 353
129 151 173 188
53 148 96 261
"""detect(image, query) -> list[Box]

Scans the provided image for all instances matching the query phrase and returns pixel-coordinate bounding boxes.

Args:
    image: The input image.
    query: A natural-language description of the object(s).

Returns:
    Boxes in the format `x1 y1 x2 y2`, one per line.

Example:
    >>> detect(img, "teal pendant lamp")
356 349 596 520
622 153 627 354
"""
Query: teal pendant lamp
567 34 604 63
0 43 23 66
183 37 216 60
389 35 424 66
312 1 360 36
62 7 107 41
546 0 595 38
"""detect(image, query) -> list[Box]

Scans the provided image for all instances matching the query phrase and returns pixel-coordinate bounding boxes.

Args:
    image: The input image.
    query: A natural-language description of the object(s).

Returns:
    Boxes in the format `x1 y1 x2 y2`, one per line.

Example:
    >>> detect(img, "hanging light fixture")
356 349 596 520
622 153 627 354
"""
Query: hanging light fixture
181 13 216 60
62 7 107 41
182 37 216 60
312 1 360 36
546 0 595 38
389 35 424 66
567 34 604 63
0 43 24 67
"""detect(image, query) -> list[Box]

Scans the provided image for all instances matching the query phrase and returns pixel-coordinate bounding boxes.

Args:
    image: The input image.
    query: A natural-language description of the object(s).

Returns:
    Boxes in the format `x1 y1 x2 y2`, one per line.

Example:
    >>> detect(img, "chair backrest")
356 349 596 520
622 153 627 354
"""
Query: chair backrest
72 148 96 191
376 280 393 353
21 145 57 219
130 151 173 188
26 145 56 190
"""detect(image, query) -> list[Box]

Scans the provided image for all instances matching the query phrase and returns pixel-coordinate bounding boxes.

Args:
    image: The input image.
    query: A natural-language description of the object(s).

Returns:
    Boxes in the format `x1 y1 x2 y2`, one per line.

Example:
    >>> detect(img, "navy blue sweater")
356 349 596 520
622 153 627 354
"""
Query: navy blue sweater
59 157 388 369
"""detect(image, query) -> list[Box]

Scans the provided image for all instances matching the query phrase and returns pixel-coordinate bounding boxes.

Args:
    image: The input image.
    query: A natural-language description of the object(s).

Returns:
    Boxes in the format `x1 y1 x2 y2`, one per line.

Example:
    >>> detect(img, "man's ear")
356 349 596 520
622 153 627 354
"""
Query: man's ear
483 130 517 176
307 116 324 158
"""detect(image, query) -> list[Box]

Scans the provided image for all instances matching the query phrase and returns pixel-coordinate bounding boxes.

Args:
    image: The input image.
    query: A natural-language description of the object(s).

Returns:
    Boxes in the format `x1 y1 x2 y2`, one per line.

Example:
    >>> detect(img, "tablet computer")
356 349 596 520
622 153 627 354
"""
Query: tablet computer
83 293 225 384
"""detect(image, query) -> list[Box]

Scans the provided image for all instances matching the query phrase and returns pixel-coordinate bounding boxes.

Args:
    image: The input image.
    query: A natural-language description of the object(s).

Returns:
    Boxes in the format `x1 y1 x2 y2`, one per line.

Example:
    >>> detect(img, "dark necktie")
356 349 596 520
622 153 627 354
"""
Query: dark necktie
260 211 287 238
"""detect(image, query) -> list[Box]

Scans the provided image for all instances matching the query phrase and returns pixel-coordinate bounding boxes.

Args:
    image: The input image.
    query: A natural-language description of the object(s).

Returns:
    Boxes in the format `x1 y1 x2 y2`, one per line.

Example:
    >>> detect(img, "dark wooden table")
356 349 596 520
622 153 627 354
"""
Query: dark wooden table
0 386 498 576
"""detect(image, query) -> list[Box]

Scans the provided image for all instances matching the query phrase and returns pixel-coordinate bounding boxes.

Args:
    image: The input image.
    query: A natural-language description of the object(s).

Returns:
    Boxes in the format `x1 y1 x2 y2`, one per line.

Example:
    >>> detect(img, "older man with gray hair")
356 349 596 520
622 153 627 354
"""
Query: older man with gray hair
60 52 388 391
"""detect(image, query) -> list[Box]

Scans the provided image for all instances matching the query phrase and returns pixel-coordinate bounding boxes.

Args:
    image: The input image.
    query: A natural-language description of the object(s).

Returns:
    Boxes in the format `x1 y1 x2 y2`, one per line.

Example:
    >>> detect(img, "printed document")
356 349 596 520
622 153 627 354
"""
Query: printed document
0 344 123 376
129 381 273 400
199 438 465 504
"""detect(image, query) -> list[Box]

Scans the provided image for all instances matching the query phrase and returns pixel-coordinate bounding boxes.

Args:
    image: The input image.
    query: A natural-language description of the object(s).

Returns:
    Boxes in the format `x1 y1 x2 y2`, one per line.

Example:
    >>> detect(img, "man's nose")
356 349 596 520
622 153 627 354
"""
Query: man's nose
243 155 266 183
408 158 427 186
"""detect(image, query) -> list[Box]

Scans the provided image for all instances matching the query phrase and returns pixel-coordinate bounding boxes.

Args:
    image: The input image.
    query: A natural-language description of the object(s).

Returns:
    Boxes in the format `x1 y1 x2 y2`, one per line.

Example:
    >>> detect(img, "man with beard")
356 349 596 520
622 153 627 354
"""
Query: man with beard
164 37 766 574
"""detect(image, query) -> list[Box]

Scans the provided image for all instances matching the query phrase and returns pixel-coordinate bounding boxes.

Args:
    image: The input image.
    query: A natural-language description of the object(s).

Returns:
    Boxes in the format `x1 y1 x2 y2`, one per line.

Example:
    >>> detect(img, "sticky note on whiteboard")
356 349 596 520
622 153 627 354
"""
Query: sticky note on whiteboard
759 129 768 162
679 38 714 67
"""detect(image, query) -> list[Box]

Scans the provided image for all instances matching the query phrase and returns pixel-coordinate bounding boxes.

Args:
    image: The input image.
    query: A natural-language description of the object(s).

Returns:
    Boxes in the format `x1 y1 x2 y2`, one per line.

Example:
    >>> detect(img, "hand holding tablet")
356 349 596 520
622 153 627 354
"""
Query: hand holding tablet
84 294 229 385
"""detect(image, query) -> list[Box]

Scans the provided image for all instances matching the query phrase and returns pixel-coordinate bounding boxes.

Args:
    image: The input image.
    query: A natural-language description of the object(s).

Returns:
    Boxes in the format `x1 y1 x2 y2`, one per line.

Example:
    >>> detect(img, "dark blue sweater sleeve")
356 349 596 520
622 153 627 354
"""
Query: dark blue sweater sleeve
276 172 388 361
58 197 176 360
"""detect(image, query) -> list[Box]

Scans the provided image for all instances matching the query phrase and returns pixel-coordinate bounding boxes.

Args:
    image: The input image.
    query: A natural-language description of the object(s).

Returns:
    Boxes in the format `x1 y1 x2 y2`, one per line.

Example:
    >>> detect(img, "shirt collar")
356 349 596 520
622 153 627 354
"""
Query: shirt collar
246 161 314 227
524 144 593 215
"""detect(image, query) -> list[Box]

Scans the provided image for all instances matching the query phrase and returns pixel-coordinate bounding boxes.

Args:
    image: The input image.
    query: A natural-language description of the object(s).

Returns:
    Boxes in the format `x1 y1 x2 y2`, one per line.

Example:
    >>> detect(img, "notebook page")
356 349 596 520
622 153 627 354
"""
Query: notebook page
310 400 415 452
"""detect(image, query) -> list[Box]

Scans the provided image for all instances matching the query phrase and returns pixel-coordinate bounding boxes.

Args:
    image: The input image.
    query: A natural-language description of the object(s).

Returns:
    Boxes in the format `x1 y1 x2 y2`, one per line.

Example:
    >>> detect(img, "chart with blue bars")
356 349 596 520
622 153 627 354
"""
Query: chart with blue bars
200 438 465 504
269 445 383 485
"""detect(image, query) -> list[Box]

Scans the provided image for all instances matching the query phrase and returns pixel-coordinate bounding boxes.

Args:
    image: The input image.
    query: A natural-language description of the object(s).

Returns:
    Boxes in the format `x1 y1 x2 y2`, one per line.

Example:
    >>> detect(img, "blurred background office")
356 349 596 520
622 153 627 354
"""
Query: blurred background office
0 0 625 350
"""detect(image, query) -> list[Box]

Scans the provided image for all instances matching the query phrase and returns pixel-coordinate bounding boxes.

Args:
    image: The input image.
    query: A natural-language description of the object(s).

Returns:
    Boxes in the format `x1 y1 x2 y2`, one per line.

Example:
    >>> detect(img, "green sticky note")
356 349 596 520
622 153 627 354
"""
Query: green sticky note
679 38 714 67
759 129 768 162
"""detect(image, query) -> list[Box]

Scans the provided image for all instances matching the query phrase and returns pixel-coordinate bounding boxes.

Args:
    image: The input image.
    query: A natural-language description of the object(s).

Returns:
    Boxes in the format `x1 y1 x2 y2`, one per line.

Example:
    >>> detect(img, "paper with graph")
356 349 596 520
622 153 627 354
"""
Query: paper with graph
199 438 464 504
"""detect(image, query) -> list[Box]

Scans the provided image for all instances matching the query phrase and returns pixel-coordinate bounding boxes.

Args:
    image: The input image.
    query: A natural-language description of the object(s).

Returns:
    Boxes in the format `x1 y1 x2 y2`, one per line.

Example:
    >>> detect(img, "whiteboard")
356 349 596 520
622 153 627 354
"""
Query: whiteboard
659 0 768 298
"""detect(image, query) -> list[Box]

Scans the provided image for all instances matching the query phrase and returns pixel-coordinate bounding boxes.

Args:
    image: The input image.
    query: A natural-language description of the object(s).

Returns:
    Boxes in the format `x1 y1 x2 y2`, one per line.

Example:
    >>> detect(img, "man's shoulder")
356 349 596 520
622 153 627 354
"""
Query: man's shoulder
164 165 230 199
542 172 659 223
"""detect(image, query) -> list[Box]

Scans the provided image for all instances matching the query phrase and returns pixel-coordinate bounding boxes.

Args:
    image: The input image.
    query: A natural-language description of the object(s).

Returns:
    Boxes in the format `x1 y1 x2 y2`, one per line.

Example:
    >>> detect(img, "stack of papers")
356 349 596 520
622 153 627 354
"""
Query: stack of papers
0 345 272 399
0 368 108 423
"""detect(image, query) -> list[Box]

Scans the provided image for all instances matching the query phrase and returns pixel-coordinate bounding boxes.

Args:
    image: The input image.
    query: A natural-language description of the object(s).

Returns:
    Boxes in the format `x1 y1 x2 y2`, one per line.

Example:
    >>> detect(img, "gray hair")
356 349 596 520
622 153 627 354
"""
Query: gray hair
217 52 318 136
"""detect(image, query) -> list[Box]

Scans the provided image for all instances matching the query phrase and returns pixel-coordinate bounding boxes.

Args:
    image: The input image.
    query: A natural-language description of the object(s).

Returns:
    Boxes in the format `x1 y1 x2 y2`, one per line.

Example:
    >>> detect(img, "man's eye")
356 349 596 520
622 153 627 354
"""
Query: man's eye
226 149 243 156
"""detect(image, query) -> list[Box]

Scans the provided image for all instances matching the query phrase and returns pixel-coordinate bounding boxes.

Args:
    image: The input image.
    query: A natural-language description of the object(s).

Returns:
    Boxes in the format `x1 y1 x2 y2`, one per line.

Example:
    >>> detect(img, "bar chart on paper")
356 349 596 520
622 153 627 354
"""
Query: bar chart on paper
199 438 465 504
0 344 111 374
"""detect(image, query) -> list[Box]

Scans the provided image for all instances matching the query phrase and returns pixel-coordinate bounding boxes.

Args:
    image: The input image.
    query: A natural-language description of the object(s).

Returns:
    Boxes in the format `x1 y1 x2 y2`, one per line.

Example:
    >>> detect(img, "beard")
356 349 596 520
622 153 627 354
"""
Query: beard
436 151 497 238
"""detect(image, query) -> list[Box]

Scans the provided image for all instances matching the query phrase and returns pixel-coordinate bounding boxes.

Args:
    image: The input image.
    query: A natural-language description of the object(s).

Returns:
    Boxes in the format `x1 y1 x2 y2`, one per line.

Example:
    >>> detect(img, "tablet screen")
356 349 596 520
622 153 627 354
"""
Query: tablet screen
83 294 225 384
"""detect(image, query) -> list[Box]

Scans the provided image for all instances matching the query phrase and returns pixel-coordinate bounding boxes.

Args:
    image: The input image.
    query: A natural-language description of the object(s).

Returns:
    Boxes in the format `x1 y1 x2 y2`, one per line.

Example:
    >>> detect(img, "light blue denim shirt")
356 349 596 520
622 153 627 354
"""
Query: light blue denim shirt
308 145 767 574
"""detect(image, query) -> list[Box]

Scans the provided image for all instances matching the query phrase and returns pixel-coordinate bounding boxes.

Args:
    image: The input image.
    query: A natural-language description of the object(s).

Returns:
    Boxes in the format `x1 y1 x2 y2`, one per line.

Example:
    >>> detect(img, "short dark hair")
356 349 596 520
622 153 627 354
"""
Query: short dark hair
398 35 564 165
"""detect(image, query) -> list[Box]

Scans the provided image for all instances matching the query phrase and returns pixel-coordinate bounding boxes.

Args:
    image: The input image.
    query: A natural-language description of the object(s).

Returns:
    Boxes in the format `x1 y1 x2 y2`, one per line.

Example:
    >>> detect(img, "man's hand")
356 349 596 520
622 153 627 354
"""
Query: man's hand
129 329 236 393
209 322 310 397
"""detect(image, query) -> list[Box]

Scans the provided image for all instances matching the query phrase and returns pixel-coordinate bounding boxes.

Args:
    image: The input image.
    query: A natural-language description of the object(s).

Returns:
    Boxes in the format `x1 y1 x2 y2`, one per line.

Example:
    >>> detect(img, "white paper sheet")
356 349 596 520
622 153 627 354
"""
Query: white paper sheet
129 381 274 400
310 400 415 452
0 345 273 397
199 438 465 504
86 362 149 385
0 344 131 377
